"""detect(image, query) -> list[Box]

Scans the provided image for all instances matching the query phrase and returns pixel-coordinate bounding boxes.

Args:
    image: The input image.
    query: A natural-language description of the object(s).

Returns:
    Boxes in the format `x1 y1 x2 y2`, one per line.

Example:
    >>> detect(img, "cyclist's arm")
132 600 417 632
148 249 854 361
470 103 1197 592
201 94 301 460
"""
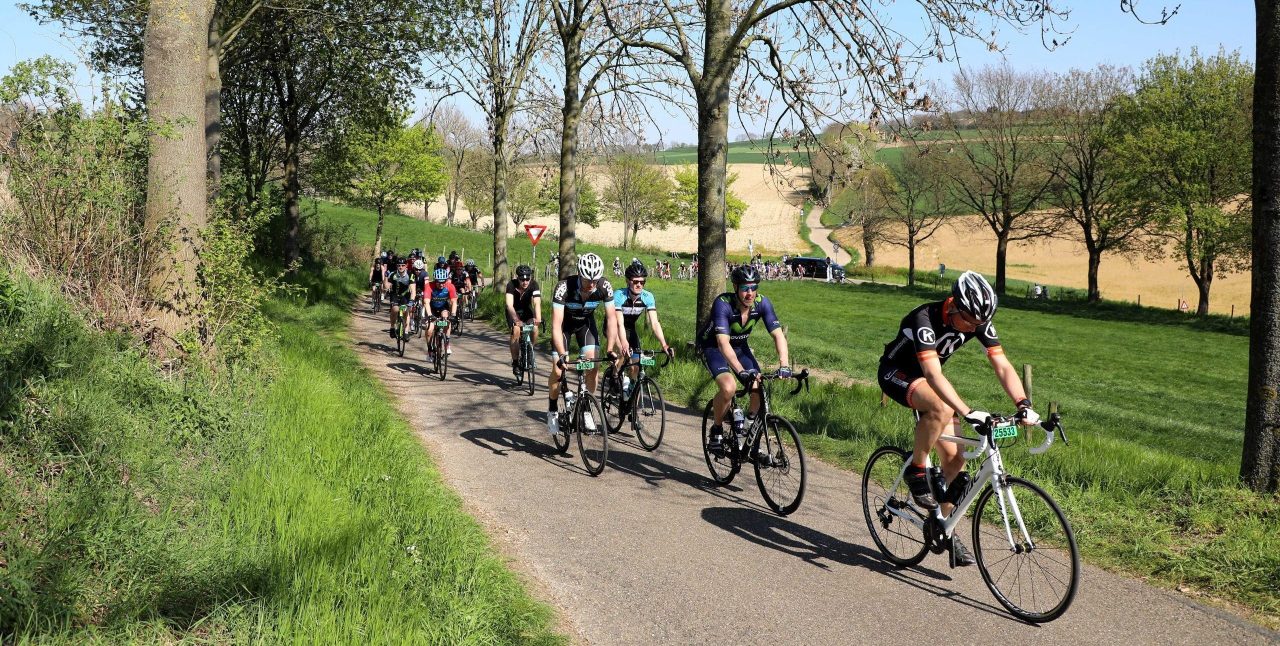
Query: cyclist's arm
550 305 567 356
603 303 622 356
646 309 669 351
531 294 542 325
409 282 417 302
505 291 519 323
918 353 970 416
987 349 1029 406
716 334 747 375
769 327 790 368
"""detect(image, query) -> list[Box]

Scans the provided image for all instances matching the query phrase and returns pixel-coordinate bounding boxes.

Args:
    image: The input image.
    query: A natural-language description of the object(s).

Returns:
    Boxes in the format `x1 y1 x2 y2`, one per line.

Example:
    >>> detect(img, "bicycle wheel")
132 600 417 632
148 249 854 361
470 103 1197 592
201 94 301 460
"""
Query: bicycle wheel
861 446 929 567
632 377 665 451
575 394 608 476
431 337 443 375
700 399 739 485
753 415 806 515
454 311 464 334
438 337 449 380
396 317 406 357
598 370 625 433
972 476 1079 623
523 344 536 396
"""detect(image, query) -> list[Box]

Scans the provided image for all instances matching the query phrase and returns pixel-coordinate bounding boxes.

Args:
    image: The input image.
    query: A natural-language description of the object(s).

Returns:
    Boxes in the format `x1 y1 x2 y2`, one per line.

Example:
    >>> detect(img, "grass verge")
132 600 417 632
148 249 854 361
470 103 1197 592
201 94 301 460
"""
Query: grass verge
1 265 562 643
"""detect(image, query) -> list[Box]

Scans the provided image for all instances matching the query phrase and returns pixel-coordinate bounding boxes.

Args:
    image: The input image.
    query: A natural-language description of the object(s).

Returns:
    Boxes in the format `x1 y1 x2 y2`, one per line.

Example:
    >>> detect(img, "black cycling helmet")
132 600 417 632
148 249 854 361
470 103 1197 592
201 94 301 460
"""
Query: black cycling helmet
515 264 533 279
449 250 460 260
624 261 648 279
951 270 997 321
731 265 760 286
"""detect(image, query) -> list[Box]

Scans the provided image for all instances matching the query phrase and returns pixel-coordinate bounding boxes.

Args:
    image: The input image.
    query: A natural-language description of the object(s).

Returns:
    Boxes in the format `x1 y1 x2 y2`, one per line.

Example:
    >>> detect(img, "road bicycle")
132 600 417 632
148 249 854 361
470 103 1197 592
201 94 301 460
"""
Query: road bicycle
514 323 536 396
700 370 810 515
453 294 467 334
370 282 383 313
552 355 617 476
861 409 1079 623
391 301 414 357
461 290 479 322
424 316 451 380
599 350 670 450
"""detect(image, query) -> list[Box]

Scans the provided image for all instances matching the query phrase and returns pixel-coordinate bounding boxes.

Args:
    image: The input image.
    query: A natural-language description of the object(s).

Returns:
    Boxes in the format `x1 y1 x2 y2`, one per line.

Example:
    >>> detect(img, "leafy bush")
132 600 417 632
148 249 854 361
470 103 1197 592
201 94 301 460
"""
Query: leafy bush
0 57 158 332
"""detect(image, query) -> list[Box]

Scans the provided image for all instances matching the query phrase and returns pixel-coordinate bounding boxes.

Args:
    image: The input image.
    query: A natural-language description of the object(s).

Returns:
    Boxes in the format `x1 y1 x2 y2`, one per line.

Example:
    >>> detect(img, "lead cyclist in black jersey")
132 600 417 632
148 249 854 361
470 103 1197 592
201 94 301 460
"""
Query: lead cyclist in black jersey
877 270 1041 566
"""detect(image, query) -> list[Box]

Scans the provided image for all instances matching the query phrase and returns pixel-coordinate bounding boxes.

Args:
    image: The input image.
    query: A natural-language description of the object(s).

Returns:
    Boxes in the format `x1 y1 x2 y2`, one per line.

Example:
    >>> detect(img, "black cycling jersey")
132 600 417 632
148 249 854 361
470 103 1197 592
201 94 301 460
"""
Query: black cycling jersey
880 301 1001 371
552 275 614 329
467 266 483 286
506 278 541 318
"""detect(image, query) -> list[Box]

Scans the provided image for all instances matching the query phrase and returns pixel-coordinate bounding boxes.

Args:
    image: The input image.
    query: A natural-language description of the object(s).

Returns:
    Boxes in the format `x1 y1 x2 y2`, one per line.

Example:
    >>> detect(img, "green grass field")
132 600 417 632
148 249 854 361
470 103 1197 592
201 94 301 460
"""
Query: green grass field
0 264 562 643
321 200 1278 626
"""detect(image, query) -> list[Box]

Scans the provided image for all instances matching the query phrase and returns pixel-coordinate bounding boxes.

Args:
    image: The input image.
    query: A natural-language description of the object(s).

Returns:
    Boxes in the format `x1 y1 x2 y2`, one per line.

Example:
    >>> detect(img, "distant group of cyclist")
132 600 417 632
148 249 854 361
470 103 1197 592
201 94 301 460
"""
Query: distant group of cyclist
368 245 1041 568
370 248 486 360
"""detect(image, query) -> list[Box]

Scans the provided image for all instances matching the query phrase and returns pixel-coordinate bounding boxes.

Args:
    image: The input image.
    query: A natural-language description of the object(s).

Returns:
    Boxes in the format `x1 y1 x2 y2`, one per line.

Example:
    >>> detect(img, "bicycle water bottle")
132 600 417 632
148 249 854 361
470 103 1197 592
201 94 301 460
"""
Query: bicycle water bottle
946 471 972 506
621 375 632 396
564 391 576 410
731 407 746 434
928 466 947 502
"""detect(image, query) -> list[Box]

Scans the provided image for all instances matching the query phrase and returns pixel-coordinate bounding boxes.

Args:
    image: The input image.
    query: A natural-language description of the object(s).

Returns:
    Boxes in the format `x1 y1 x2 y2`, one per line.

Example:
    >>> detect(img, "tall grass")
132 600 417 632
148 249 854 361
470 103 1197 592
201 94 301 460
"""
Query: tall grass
0 265 562 643
316 202 1279 624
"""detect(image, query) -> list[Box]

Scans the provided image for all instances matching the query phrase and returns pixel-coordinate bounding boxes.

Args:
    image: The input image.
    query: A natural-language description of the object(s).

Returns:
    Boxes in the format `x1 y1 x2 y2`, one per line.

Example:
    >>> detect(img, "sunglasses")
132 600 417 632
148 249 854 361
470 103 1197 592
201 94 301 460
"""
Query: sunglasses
630 279 646 285
518 277 531 282
737 284 759 293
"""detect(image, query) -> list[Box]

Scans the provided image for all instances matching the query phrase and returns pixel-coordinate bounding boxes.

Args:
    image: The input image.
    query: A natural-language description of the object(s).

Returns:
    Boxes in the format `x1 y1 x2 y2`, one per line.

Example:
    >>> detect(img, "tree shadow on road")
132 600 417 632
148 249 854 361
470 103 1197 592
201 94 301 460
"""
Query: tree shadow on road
355 340 398 354
452 371 512 389
700 506 1023 623
387 362 431 378
460 427 590 477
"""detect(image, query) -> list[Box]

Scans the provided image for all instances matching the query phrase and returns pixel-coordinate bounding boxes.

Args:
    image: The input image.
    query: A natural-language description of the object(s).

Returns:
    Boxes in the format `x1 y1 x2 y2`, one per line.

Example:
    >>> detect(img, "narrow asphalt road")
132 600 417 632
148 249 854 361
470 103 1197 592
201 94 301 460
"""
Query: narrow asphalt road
350 304 1276 645
806 205 852 267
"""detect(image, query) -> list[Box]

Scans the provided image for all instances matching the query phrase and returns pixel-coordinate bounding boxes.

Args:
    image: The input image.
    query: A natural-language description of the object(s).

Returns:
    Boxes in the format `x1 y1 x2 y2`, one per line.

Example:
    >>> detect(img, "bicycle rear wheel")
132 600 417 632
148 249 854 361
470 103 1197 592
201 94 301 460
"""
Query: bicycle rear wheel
632 377 665 451
396 317 406 357
972 476 1079 623
861 446 928 567
598 370 625 433
700 399 739 485
575 394 608 476
753 415 806 515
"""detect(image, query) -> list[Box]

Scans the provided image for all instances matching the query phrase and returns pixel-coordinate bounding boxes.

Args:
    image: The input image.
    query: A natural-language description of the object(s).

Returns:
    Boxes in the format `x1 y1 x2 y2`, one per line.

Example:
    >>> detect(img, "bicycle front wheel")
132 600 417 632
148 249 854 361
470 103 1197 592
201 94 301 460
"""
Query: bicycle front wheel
861 446 928 567
523 344 536 396
438 337 449 380
575 394 608 476
598 371 625 433
972 476 1079 623
700 399 739 485
396 319 406 357
632 377 665 451
753 415 806 515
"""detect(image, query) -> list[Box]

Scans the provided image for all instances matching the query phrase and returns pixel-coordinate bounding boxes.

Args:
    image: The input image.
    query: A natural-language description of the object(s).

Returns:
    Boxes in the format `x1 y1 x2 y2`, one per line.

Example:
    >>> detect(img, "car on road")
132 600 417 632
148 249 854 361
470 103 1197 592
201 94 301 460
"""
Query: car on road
786 256 845 282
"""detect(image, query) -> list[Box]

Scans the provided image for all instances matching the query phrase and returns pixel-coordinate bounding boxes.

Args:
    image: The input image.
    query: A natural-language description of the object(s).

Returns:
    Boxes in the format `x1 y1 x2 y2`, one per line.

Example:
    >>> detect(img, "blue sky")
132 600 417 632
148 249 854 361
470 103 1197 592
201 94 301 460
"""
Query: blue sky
0 1 1255 144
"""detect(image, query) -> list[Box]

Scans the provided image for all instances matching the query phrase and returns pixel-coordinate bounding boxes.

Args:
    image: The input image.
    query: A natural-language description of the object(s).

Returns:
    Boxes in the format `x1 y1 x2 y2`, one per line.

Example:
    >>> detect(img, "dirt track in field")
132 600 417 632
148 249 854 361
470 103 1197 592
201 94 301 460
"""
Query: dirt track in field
350 303 1275 645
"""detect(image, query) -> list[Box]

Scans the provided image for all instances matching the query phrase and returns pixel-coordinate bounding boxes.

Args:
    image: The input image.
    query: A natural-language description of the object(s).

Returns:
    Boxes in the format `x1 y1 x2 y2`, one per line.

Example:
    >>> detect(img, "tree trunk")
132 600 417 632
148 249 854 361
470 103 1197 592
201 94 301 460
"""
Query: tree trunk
492 114 511 289
446 181 459 225
283 129 301 266
907 240 916 287
374 204 385 257
994 229 1010 294
206 7 222 198
862 228 875 267
694 0 732 328
558 65 582 281
1244 0 1280 493
144 0 213 344
1087 246 1102 303
1197 259 1213 316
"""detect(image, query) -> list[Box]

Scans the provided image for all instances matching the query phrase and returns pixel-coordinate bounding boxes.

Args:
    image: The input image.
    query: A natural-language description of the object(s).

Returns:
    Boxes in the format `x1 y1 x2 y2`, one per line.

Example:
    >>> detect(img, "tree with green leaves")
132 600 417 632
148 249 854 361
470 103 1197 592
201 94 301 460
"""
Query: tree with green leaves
603 156 676 249
871 152 951 285
1109 49 1253 316
1043 64 1153 303
669 166 745 231
316 121 447 256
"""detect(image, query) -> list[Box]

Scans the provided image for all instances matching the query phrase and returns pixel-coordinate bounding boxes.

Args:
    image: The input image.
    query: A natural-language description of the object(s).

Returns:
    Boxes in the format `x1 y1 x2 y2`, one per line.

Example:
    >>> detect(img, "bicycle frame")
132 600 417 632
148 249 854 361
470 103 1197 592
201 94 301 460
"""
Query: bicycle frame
882 417 1064 549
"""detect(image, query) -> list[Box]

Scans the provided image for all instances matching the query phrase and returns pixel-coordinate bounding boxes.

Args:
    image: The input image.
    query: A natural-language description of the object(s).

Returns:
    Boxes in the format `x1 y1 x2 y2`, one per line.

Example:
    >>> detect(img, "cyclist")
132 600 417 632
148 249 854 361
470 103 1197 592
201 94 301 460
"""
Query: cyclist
547 252 616 439
369 251 389 300
434 255 449 271
877 270 1040 566
382 257 417 339
613 256 622 276
609 261 675 393
410 258 429 332
465 259 485 312
424 267 458 361
698 265 792 455
450 257 474 315
504 264 542 374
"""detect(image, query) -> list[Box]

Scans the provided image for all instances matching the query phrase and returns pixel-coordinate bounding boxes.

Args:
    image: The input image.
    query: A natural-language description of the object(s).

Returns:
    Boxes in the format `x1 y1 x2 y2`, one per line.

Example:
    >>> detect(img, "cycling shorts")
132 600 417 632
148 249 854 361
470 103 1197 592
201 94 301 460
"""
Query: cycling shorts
506 308 536 328
878 359 925 408
701 344 760 380
554 319 599 357
429 304 451 319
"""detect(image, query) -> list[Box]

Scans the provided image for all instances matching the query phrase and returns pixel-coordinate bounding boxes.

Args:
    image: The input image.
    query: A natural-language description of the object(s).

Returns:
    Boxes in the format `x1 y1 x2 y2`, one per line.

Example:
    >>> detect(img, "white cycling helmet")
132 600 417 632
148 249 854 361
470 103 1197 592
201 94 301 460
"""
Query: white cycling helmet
951 270 997 321
434 268 450 282
578 253 604 280
413 259 424 271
